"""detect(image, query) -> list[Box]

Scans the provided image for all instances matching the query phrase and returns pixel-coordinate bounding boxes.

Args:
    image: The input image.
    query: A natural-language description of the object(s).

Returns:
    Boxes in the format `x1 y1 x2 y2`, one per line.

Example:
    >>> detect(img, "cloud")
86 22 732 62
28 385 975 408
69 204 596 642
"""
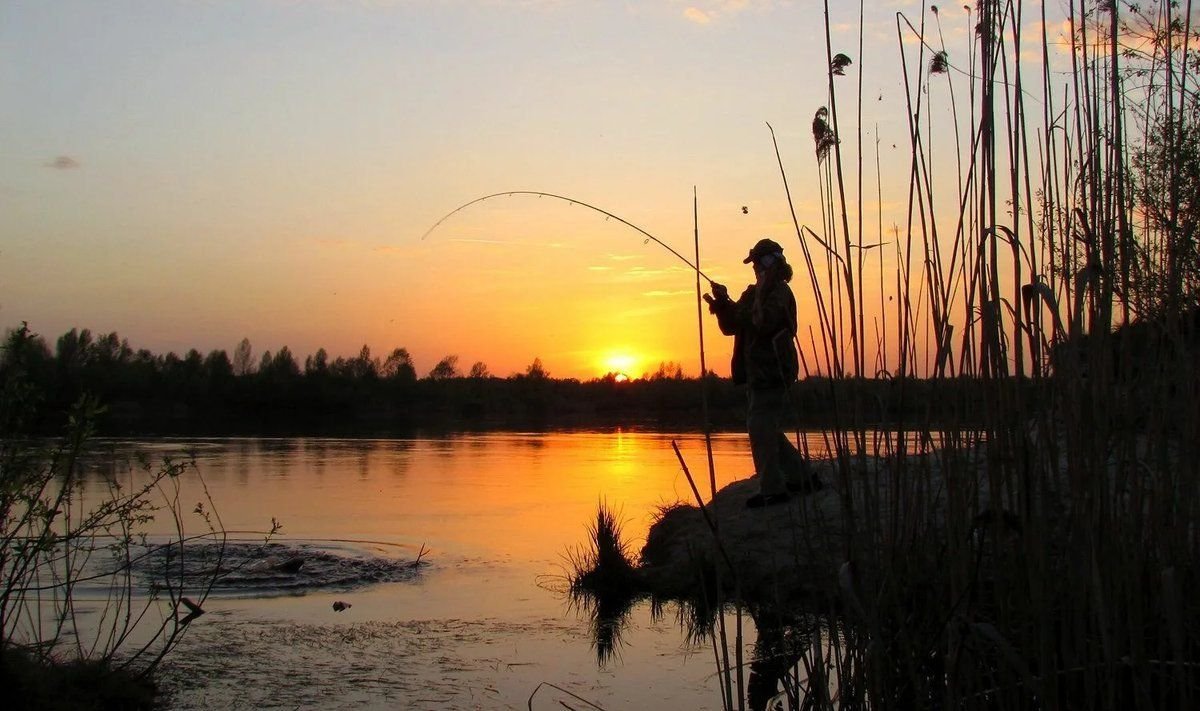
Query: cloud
642 289 693 297
682 0 761 25
45 155 79 170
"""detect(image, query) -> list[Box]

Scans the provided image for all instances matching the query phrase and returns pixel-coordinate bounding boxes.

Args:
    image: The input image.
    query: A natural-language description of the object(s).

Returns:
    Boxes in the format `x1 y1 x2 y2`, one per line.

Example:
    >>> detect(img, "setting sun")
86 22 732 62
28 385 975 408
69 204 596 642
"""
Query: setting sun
600 351 640 379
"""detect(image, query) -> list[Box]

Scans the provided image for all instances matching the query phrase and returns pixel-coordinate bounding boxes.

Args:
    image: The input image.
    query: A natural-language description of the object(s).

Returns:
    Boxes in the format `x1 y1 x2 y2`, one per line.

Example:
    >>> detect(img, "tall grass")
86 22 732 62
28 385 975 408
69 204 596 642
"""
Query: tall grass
761 0 1200 707
562 3 1198 707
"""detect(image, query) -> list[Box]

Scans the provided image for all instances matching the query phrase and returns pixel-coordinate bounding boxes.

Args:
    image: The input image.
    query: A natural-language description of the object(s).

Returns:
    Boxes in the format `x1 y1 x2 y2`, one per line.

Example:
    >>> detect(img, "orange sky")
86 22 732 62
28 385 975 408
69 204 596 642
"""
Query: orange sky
1 1 1079 379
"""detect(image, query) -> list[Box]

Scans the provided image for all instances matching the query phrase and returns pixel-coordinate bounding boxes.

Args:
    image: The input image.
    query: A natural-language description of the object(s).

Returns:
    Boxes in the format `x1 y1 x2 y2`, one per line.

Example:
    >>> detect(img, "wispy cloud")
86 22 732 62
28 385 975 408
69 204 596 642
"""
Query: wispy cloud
682 0 761 25
45 155 79 170
443 237 569 250
272 0 565 8
642 289 692 297
447 238 516 246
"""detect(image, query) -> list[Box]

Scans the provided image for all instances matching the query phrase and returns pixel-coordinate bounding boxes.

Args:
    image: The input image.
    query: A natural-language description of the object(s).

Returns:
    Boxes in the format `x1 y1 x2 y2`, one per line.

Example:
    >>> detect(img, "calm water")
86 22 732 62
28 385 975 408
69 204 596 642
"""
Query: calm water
79 431 805 710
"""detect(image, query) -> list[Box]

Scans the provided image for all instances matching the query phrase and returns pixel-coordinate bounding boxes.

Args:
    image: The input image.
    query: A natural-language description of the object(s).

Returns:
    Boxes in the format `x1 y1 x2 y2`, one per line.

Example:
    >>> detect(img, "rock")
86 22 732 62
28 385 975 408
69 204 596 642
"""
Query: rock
640 468 846 606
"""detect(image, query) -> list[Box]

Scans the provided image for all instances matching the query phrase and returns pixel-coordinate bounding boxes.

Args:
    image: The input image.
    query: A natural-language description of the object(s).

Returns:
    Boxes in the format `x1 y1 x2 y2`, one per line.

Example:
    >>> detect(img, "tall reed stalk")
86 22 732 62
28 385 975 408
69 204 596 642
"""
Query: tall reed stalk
760 1 1200 707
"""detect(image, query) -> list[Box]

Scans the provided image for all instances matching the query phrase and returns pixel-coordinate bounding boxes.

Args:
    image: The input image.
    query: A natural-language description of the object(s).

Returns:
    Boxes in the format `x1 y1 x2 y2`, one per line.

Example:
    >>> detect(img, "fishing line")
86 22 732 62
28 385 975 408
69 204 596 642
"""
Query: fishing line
421 190 716 285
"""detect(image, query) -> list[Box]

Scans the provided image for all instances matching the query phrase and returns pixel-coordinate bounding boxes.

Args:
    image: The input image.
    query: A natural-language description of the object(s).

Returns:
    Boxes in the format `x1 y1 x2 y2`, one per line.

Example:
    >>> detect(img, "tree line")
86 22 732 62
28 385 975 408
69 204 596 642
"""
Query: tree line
0 324 740 435
0 323 1015 436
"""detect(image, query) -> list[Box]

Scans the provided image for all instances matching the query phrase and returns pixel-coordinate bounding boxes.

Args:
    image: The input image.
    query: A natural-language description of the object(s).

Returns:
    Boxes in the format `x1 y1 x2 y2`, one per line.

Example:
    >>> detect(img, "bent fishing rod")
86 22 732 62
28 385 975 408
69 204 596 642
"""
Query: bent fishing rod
420 190 717 286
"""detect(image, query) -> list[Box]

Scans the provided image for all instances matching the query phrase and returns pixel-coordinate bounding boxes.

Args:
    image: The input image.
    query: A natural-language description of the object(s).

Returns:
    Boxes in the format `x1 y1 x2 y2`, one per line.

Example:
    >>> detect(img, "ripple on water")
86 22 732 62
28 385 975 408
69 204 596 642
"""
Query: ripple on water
132 540 426 596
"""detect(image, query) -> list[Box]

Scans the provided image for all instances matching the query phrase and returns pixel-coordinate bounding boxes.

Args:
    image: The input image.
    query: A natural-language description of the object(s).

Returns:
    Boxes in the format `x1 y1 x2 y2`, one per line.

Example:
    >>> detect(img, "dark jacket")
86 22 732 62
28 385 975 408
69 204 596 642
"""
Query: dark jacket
711 282 799 388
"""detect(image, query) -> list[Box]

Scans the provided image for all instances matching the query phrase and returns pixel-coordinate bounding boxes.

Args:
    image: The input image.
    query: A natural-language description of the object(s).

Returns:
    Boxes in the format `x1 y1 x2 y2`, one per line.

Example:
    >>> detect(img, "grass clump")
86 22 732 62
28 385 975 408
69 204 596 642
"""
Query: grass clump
567 502 647 664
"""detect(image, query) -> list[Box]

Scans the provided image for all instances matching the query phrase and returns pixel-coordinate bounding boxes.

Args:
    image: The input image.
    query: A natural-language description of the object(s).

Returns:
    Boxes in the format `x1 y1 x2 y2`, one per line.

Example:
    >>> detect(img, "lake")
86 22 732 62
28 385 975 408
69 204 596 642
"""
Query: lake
75 431 826 710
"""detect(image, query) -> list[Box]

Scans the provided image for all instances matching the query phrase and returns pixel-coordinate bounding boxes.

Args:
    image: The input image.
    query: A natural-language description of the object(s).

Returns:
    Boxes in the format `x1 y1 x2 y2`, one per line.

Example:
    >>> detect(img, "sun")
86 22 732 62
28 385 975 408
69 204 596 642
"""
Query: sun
600 351 639 380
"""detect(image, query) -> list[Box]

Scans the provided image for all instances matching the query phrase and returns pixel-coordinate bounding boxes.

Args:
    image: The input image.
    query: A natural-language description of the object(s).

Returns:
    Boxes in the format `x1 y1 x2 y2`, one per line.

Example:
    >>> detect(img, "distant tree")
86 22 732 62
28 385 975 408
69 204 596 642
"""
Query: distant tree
203 349 233 381
56 328 93 370
134 348 156 364
1 323 52 375
232 338 254 376
161 352 182 384
525 357 549 380
351 344 377 380
263 346 300 379
428 355 459 380
380 347 416 381
468 361 490 379
91 332 129 364
258 351 273 374
183 349 204 372
176 350 204 394
305 347 329 376
329 345 375 380
651 361 685 380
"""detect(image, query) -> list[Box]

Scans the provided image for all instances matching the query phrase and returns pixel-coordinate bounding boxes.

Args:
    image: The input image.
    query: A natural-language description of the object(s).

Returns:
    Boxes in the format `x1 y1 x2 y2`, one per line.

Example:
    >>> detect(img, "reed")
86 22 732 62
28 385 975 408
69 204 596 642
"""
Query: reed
755 0 1200 708
565 3 1198 707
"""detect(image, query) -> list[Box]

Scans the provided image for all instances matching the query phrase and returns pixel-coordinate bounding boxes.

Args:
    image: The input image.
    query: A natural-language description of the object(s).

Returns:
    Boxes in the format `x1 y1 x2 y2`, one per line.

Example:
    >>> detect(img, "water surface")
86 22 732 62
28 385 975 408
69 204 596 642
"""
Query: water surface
84 431 788 709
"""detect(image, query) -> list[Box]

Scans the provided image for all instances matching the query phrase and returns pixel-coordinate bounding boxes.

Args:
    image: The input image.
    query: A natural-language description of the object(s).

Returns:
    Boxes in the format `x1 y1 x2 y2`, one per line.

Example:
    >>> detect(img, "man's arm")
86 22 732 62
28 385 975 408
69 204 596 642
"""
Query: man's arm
707 283 754 336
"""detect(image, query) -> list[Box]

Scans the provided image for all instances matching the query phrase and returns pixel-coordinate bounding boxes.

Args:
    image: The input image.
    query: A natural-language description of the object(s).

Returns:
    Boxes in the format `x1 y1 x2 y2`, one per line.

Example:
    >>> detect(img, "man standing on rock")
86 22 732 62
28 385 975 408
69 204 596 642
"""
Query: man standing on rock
705 238 817 508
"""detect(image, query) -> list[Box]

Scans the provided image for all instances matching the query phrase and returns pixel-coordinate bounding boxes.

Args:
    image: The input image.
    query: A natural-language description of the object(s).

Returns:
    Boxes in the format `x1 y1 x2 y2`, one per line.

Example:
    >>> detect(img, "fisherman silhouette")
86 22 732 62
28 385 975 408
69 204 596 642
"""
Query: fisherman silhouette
705 238 820 508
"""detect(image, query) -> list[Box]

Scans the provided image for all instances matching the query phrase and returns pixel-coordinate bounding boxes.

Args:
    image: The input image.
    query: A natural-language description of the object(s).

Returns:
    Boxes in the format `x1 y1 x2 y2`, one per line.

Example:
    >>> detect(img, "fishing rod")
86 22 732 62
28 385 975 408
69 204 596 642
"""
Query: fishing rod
420 190 717 285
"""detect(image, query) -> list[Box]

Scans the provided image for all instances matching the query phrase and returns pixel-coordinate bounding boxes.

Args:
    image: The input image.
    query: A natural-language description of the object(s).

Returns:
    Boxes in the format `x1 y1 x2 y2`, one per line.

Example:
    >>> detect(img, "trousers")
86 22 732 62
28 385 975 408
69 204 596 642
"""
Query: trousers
746 386 806 496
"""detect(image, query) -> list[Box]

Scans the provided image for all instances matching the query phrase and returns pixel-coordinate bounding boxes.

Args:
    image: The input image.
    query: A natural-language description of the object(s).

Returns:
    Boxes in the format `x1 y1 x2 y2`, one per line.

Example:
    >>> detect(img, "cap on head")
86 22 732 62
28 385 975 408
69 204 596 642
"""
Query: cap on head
744 237 784 264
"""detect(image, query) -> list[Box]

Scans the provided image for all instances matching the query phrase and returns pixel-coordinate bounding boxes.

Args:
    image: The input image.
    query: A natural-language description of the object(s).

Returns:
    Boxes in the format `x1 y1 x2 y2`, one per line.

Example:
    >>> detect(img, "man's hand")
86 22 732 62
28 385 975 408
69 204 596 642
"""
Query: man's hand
706 282 729 303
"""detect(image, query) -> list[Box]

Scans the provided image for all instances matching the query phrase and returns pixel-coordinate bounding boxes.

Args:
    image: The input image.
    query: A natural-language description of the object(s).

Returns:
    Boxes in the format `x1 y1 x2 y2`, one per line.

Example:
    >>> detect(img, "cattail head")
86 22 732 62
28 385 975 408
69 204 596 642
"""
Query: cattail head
812 107 838 161
831 53 853 76
931 50 949 75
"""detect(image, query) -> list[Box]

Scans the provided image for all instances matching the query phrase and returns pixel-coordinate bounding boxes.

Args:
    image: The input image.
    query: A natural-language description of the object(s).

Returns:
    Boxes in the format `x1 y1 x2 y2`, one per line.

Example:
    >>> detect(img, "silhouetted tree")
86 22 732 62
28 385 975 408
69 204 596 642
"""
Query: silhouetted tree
232 338 254 376
380 347 416 381
469 361 490 379
91 332 129 364
204 349 233 382
262 346 300 380
1 323 52 383
428 355 459 380
525 357 549 380
56 328 93 371
352 344 377 380
305 348 328 376
651 361 685 380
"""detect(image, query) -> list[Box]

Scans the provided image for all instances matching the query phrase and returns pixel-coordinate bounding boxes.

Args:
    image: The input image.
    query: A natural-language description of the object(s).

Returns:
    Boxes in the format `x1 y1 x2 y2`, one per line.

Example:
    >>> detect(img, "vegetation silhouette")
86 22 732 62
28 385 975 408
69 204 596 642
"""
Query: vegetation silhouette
0 324 1029 436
